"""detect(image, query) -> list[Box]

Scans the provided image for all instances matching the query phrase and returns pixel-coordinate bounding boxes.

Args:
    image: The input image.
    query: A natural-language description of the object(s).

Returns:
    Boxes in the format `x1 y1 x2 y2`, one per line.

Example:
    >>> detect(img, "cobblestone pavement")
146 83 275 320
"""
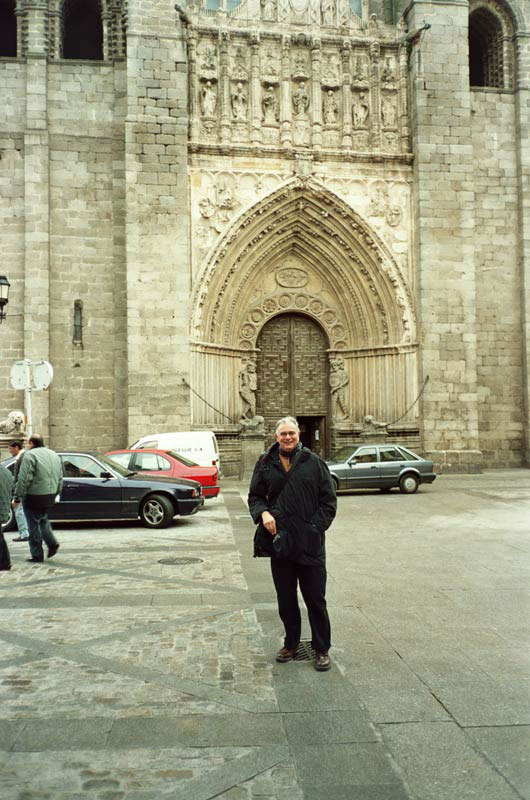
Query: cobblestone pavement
1 472 529 799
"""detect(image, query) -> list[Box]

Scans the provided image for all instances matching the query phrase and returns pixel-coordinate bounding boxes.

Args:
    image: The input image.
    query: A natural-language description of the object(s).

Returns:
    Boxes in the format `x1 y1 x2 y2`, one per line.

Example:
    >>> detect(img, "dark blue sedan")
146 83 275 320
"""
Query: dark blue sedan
1 451 203 530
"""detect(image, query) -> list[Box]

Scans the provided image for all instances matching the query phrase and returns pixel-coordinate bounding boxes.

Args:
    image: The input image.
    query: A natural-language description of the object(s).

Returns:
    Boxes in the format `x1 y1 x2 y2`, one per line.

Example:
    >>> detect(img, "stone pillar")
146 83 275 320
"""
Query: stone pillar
188 29 200 142
311 39 322 151
250 34 262 147
280 35 292 149
219 30 230 145
239 431 265 480
407 0 481 472
124 0 191 444
398 42 410 154
369 41 381 149
341 41 352 149
23 0 50 441
514 32 530 464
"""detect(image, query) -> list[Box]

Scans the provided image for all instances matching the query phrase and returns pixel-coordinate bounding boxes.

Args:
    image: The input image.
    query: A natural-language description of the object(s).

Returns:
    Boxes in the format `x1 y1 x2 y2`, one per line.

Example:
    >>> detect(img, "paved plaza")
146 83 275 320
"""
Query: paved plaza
1 471 529 800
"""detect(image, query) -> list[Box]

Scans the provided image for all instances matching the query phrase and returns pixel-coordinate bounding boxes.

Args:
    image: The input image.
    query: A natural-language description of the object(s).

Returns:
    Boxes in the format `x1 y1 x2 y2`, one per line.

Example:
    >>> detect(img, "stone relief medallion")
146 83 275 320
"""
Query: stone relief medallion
309 299 324 314
250 309 265 323
263 298 279 313
241 323 256 339
279 293 292 308
331 324 346 339
295 294 309 308
276 267 308 287
240 340 253 350
323 310 336 324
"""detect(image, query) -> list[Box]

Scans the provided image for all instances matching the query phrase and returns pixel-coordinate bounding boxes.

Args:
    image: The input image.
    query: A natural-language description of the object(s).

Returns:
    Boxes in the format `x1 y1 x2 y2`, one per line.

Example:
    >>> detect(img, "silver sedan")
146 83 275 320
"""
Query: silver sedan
326 444 437 494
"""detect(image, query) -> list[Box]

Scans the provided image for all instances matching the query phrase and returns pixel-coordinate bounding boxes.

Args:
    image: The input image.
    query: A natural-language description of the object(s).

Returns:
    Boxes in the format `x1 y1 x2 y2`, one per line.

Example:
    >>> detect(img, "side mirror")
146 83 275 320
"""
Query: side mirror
348 459 357 467
100 471 113 479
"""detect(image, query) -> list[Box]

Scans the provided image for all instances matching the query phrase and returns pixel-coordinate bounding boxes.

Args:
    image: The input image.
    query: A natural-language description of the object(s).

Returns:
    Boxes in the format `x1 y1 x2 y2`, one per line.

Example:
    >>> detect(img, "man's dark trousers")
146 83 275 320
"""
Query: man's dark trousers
24 505 58 561
270 558 331 653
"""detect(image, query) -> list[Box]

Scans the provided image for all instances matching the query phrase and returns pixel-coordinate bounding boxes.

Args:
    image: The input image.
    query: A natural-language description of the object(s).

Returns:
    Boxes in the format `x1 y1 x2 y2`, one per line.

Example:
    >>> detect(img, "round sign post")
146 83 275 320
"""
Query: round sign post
9 359 54 438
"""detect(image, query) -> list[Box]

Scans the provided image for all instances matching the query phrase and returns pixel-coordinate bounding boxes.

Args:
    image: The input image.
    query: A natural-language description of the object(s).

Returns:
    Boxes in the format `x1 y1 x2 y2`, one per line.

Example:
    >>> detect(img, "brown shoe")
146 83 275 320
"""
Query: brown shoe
314 651 331 671
275 646 297 663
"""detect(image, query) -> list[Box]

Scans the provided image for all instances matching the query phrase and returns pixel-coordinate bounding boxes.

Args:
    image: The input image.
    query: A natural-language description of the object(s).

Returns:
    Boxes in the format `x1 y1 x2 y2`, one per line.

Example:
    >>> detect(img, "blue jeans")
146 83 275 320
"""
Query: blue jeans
14 503 29 538
23 505 58 561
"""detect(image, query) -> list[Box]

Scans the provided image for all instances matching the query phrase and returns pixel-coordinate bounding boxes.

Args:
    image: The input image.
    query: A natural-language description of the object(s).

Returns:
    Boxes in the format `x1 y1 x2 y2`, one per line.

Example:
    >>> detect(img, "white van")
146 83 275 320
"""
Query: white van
130 431 221 471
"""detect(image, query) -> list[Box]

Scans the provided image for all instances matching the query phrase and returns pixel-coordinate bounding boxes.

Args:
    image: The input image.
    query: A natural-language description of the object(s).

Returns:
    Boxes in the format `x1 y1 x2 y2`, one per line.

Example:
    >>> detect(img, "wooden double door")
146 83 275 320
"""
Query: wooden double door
256 313 328 455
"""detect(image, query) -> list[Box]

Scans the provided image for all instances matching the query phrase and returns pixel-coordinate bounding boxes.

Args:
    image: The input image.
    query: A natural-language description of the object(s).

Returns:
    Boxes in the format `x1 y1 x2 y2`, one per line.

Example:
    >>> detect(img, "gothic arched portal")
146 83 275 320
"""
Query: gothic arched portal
256 314 329 454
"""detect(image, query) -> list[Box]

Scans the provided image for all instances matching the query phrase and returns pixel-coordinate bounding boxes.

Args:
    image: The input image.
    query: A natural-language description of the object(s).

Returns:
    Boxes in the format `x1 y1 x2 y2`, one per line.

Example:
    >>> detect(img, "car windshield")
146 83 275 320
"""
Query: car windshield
97 454 136 477
330 447 358 462
166 450 199 467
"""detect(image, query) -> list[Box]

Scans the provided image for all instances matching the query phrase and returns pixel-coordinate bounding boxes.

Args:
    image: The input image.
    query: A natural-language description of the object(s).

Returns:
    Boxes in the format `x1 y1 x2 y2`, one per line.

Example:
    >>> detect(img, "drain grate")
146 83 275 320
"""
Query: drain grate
294 640 315 662
158 557 204 566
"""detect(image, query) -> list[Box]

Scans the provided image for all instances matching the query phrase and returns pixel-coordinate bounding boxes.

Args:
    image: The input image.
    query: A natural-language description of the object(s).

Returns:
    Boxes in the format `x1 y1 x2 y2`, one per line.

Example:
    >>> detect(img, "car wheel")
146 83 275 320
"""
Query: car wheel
140 494 174 528
399 473 419 494
1 508 16 533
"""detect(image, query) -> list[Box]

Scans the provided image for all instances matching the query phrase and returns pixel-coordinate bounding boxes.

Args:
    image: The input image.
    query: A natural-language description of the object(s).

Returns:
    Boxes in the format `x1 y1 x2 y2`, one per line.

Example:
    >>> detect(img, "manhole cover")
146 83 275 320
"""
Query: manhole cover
158 557 204 566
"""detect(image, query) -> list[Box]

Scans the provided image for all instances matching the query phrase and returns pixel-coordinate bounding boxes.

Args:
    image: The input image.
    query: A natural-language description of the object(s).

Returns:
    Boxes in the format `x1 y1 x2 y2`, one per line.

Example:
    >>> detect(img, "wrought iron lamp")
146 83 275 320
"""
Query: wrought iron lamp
0 275 10 323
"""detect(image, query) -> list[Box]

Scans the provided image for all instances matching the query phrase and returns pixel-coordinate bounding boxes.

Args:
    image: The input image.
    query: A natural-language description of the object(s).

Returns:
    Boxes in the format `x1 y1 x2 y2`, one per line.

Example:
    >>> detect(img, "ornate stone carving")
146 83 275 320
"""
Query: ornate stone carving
239 360 257 419
292 51 309 80
276 267 309 288
362 414 388 431
321 0 335 25
329 357 349 420
293 81 310 118
262 48 280 83
352 91 370 128
0 410 25 435
381 94 397 129
199 42 218 81
261 0 277 19
262 84 279 125
322 89 339 126
231 82 247 121
231 45 249 81
200 81 217 118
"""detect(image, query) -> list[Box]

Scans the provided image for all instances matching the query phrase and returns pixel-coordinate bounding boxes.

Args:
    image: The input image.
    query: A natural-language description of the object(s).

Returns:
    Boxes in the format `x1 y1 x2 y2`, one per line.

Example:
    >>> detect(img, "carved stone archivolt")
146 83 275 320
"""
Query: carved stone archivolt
191 177 416 353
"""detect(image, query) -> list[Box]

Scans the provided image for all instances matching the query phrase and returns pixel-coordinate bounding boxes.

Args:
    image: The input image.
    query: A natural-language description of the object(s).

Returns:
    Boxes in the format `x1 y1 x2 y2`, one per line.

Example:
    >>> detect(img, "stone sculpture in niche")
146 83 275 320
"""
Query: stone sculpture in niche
262 0 277 18
262 85 279 124
352 92 369 128
200 81 217 117
329 357 349 420
381 95 397 128
352 57 367 83
321 0 335 25
239 361 257 419
231 83 247 121
263 49 279 79
232 46 248 81
323 90 338 125
381 58 395 84
293 82 310 117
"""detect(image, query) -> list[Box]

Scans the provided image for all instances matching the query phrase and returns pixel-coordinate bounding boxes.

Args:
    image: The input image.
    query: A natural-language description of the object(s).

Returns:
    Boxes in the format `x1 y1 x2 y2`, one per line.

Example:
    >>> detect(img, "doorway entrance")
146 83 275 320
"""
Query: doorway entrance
256 313 329 454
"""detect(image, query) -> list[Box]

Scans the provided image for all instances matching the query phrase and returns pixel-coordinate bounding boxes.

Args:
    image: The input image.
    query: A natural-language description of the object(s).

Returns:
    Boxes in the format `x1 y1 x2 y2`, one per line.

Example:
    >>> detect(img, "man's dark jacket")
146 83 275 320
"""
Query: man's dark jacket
248 442 337 565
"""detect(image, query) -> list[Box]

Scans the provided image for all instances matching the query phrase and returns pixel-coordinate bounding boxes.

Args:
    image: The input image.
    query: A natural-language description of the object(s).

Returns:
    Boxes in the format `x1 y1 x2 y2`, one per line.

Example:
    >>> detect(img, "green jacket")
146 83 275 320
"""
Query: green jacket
0 465 13 525
14 446 63 508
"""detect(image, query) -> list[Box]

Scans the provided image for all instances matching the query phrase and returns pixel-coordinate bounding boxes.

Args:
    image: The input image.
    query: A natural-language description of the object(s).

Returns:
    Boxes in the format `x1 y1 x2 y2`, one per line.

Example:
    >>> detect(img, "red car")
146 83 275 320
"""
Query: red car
105 449 220 499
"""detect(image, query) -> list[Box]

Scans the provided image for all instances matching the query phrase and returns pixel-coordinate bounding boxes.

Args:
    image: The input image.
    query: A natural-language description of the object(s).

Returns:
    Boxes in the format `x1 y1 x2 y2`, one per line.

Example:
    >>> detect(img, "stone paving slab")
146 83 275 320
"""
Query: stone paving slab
1 473 530 798
381 721 523 800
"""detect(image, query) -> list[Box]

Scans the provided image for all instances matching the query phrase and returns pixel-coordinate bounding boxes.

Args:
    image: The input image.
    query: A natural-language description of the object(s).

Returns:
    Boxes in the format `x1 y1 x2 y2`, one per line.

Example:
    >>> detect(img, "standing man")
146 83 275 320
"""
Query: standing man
12 434 63 564
8 440 29 543
248 416 337 671
0 464 13 571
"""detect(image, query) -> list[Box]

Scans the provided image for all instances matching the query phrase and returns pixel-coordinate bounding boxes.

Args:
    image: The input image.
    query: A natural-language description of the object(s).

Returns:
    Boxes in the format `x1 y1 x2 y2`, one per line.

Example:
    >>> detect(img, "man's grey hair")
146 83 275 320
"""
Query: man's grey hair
274 416 299 433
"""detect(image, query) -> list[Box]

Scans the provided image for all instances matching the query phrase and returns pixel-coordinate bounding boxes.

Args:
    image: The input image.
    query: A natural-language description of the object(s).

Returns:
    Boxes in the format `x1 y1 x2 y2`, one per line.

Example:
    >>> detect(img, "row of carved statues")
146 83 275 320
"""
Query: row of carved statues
200 81 398 127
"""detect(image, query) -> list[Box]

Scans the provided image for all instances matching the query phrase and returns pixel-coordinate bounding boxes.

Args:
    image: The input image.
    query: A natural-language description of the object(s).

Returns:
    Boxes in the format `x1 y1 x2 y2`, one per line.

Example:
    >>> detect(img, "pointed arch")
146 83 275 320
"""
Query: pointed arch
191 177 415 353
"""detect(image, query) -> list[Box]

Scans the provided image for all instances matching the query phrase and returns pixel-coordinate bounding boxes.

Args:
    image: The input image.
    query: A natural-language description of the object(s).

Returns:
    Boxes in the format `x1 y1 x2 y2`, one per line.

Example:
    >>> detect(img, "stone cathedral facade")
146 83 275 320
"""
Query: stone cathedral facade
0 0 529 474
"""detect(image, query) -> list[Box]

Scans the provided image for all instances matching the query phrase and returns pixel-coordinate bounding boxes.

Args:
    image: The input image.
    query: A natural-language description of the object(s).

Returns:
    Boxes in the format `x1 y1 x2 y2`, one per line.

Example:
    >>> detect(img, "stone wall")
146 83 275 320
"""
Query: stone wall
471 90 522 466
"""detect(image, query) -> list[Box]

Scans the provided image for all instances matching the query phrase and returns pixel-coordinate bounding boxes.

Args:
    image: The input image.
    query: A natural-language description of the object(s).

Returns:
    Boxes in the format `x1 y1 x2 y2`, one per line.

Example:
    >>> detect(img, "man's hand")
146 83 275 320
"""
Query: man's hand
261 510 277 536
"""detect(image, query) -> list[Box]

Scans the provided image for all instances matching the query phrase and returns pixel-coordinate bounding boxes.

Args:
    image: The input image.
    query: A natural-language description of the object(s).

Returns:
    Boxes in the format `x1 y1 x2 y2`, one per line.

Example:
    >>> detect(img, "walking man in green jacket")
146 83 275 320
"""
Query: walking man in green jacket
0 464 13 570
12 434 63 563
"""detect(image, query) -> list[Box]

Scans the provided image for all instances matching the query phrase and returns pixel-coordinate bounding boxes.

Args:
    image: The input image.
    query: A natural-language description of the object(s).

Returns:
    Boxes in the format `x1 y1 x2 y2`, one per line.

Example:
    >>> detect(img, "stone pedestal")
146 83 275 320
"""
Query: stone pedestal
239 431 266 480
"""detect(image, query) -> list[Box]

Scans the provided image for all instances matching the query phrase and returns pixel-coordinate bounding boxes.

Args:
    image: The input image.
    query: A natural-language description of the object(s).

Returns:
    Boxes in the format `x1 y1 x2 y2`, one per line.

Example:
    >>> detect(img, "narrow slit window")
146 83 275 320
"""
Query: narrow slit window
73 300 83 346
